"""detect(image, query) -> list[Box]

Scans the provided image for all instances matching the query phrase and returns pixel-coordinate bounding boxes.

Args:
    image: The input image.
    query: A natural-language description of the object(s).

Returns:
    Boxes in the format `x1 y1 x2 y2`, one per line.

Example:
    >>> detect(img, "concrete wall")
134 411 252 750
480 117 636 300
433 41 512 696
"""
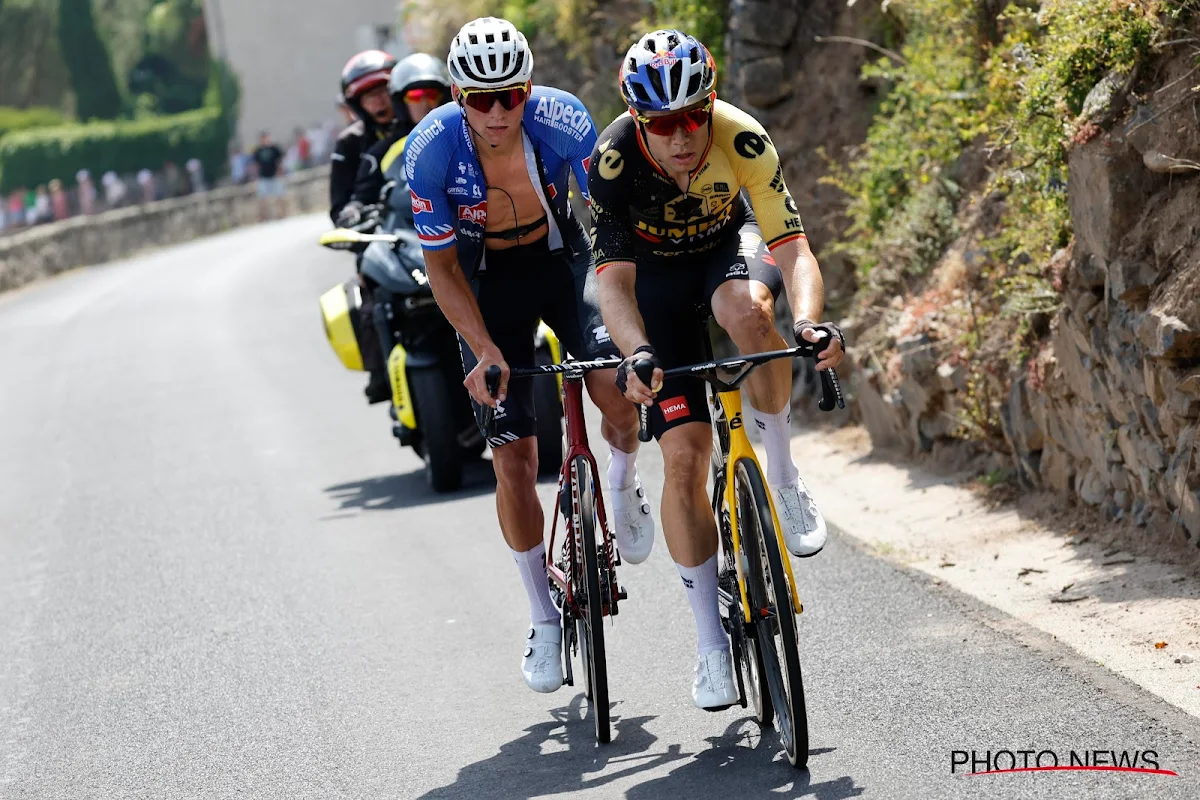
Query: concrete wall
201 0 411 143
0 167 331 294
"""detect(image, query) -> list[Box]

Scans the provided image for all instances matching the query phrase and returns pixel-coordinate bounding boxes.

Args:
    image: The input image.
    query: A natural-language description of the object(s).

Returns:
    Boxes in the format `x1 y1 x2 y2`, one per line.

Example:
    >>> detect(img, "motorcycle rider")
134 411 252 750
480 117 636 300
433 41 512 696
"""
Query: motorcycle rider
331 50 398 226
331 50 397 403
342 55 453 408
348 53 451 216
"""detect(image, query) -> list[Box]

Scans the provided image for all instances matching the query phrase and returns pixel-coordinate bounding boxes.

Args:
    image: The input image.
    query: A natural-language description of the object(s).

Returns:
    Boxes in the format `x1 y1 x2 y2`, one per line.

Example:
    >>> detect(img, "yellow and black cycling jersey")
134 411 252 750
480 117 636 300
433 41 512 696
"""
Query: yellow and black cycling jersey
587 99 805 271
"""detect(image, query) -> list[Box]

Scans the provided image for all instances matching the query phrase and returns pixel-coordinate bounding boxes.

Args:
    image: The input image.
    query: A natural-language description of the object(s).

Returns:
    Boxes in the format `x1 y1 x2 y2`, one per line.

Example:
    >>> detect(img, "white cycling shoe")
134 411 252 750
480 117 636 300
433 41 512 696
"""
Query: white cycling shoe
610 471 655 564
774 479 827 557
521 622 564 694
693 648 738 710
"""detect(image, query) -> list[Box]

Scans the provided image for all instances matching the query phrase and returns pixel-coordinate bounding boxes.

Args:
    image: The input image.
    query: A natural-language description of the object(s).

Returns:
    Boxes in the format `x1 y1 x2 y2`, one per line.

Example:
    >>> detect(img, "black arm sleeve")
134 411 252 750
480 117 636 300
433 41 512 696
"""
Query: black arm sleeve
351 137 393 206
329 133 363 224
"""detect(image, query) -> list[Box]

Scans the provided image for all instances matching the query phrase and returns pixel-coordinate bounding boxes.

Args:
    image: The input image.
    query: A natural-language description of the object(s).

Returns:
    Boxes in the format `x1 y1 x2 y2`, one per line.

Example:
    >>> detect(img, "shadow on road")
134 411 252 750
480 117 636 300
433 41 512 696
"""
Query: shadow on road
625 718 863 799
417 696 686 799
323 463 497 511
418 696 864 799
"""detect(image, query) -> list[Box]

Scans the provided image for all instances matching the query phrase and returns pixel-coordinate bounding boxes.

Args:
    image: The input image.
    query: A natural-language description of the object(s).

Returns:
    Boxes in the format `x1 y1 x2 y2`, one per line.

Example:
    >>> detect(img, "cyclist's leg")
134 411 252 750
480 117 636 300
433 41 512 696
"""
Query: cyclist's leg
707 222 827 556
637 260 736 706
466 250 565 691
540 225 653 558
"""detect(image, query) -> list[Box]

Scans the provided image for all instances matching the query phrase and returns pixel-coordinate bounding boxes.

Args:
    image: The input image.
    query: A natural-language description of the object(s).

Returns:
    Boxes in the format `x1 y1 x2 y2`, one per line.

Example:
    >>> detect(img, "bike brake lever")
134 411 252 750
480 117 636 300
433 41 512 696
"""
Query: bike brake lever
480 365 503 434
818 368 846 412
631 360 655 443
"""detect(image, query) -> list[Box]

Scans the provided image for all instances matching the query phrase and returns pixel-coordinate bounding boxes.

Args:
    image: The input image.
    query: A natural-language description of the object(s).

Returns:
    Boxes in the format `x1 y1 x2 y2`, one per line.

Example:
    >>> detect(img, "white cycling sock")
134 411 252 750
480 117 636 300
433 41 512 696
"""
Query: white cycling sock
676 554 727 654
749 404 799 488
511 543 560 625
607 445 636 491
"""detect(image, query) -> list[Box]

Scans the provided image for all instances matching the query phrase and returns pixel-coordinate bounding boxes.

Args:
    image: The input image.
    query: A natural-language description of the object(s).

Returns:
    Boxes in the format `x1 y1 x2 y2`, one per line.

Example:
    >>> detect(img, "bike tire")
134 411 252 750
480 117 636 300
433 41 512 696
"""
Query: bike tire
735 459 809 768
572 455 610 744
719 482 773 728
409 369 463 492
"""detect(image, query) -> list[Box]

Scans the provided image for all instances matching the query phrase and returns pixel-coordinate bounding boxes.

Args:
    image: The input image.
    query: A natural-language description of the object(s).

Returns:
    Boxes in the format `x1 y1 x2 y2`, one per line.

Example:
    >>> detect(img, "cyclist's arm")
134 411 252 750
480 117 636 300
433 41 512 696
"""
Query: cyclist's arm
596 260 648 355
769 234 824 328
728 113 827 327
422 247 493 358
587 141 645 355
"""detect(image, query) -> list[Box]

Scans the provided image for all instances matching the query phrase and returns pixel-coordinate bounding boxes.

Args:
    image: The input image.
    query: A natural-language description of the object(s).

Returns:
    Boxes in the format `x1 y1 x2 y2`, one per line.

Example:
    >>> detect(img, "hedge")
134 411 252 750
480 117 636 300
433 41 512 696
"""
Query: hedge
0 107 229 193
0 107 67 141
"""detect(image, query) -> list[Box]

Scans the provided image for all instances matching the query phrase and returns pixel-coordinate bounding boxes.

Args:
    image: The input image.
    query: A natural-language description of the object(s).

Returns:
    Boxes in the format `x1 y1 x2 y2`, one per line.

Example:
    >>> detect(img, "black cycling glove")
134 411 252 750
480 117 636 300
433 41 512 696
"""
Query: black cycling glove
615 345 660 394
793 319 846 355
335 201 364 229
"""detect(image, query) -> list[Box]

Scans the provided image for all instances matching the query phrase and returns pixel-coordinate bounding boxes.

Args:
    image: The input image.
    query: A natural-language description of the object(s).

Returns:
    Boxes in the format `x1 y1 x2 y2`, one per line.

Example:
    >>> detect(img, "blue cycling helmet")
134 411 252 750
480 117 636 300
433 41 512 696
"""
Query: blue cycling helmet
620 30 716 112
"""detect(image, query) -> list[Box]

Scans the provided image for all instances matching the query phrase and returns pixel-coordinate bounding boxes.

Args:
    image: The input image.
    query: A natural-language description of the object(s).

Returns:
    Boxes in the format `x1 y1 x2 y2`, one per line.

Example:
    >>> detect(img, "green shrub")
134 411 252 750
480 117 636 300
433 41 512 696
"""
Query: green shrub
0 107 67 140
0 108 225 193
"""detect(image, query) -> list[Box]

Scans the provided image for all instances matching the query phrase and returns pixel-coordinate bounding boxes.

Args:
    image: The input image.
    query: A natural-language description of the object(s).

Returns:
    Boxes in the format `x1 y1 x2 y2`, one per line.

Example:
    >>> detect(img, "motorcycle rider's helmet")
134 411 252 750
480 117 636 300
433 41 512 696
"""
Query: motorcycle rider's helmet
341 49 398 126
620 30 716 113
388 53 452 128
446 17 533 90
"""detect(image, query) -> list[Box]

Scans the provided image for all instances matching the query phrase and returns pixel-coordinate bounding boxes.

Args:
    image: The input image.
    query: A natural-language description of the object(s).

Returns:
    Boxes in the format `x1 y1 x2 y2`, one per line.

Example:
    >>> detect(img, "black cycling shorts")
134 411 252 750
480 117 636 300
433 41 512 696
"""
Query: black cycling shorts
636 220 783 440
460 230 619 447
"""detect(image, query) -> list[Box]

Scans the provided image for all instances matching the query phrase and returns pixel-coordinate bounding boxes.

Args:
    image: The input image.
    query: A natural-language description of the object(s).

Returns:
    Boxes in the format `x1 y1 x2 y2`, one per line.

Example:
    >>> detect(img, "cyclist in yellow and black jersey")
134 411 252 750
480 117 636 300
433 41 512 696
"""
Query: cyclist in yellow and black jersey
590 30 846 710
589 98 804 263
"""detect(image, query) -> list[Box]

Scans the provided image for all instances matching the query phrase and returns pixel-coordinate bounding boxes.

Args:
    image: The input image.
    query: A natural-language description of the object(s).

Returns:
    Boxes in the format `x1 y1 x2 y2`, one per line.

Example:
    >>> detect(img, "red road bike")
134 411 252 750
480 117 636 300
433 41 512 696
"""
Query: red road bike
486 358 626 744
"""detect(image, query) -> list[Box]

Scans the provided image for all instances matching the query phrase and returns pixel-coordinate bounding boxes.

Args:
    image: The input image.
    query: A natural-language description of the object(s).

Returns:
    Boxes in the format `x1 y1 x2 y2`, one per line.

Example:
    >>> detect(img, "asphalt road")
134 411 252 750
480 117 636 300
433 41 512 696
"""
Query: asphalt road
2 215 1199 799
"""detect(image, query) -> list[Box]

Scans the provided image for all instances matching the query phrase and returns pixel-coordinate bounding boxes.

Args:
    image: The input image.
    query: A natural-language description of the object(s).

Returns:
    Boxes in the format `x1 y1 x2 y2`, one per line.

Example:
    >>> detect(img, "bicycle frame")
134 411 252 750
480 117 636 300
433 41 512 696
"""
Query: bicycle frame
713 387 805 621
545 370 619 612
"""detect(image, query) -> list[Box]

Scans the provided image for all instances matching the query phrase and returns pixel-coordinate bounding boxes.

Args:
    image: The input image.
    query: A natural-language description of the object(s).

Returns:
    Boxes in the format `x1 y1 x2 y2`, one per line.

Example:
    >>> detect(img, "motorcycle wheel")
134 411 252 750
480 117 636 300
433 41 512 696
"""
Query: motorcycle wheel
409 368 464 492
533 344 564 477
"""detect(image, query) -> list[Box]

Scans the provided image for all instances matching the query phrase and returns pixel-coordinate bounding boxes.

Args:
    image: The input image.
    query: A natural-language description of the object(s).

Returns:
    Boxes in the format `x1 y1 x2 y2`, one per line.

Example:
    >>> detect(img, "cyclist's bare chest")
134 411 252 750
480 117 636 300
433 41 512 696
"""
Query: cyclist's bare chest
477 151 545 234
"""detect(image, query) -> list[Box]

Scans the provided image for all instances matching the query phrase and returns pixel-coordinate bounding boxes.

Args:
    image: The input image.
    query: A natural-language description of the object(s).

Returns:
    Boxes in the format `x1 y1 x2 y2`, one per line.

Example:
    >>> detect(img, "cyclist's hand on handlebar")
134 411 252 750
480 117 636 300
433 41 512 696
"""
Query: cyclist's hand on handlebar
794 320 846 372
615 345 663 406
335 201 364 229
466 347 509 407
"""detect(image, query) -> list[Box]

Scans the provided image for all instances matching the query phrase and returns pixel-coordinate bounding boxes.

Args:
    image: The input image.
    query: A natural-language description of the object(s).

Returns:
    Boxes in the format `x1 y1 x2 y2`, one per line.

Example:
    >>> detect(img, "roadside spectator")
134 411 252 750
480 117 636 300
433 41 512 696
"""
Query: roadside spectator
33 186 51 224
136 169 155 203
23 189 36 225
9 188 28 228
76 169 97 215
101 171 127 208
186 158 207 193
48 179 69 221
163 161 184 198
252 130 286 221
295 127 312 169
229 143 251 185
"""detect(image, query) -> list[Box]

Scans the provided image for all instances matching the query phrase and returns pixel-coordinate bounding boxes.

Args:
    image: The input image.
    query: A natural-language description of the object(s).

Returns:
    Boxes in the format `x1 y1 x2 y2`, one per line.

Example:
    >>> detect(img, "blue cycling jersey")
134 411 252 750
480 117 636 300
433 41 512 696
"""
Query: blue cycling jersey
402 86 597 274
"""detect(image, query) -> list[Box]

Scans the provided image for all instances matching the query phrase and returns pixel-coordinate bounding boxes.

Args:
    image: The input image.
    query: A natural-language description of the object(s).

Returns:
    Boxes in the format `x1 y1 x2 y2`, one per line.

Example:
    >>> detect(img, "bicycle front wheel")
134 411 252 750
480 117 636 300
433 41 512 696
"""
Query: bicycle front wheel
572 455 610 744
735 459 809 768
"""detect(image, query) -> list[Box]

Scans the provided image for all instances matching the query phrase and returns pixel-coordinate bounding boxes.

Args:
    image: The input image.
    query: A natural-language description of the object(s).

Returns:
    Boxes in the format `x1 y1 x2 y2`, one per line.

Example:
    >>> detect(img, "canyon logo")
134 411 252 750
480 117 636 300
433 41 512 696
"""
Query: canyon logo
951 749 1177 777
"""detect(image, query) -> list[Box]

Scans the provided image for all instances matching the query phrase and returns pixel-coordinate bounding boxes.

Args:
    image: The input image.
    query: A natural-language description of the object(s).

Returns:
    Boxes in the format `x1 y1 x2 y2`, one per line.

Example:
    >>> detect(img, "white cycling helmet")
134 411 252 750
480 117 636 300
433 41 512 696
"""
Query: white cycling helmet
447 17 534 89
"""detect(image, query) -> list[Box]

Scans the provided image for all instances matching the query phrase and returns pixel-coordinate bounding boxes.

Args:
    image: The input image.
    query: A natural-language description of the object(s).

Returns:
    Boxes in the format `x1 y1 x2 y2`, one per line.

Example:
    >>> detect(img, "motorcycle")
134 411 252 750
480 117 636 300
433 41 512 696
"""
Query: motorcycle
318 221 565 492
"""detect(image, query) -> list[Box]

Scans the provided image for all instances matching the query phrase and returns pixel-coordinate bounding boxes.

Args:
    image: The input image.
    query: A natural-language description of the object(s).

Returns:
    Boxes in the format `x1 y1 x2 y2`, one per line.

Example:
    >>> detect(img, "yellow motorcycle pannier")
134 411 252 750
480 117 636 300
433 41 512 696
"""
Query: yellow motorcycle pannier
319 281 367 372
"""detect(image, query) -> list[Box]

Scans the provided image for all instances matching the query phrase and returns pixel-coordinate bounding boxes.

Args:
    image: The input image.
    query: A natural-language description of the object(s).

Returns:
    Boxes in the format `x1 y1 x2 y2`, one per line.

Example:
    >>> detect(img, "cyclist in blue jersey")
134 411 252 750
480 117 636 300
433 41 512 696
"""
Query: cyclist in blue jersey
403 17 653 695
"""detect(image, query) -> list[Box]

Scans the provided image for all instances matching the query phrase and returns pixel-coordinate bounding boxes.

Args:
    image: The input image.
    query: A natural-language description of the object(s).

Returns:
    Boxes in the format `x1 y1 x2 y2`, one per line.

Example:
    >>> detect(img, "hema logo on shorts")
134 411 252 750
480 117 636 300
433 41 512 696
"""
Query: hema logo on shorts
534 96 592 138
660 396 690 422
